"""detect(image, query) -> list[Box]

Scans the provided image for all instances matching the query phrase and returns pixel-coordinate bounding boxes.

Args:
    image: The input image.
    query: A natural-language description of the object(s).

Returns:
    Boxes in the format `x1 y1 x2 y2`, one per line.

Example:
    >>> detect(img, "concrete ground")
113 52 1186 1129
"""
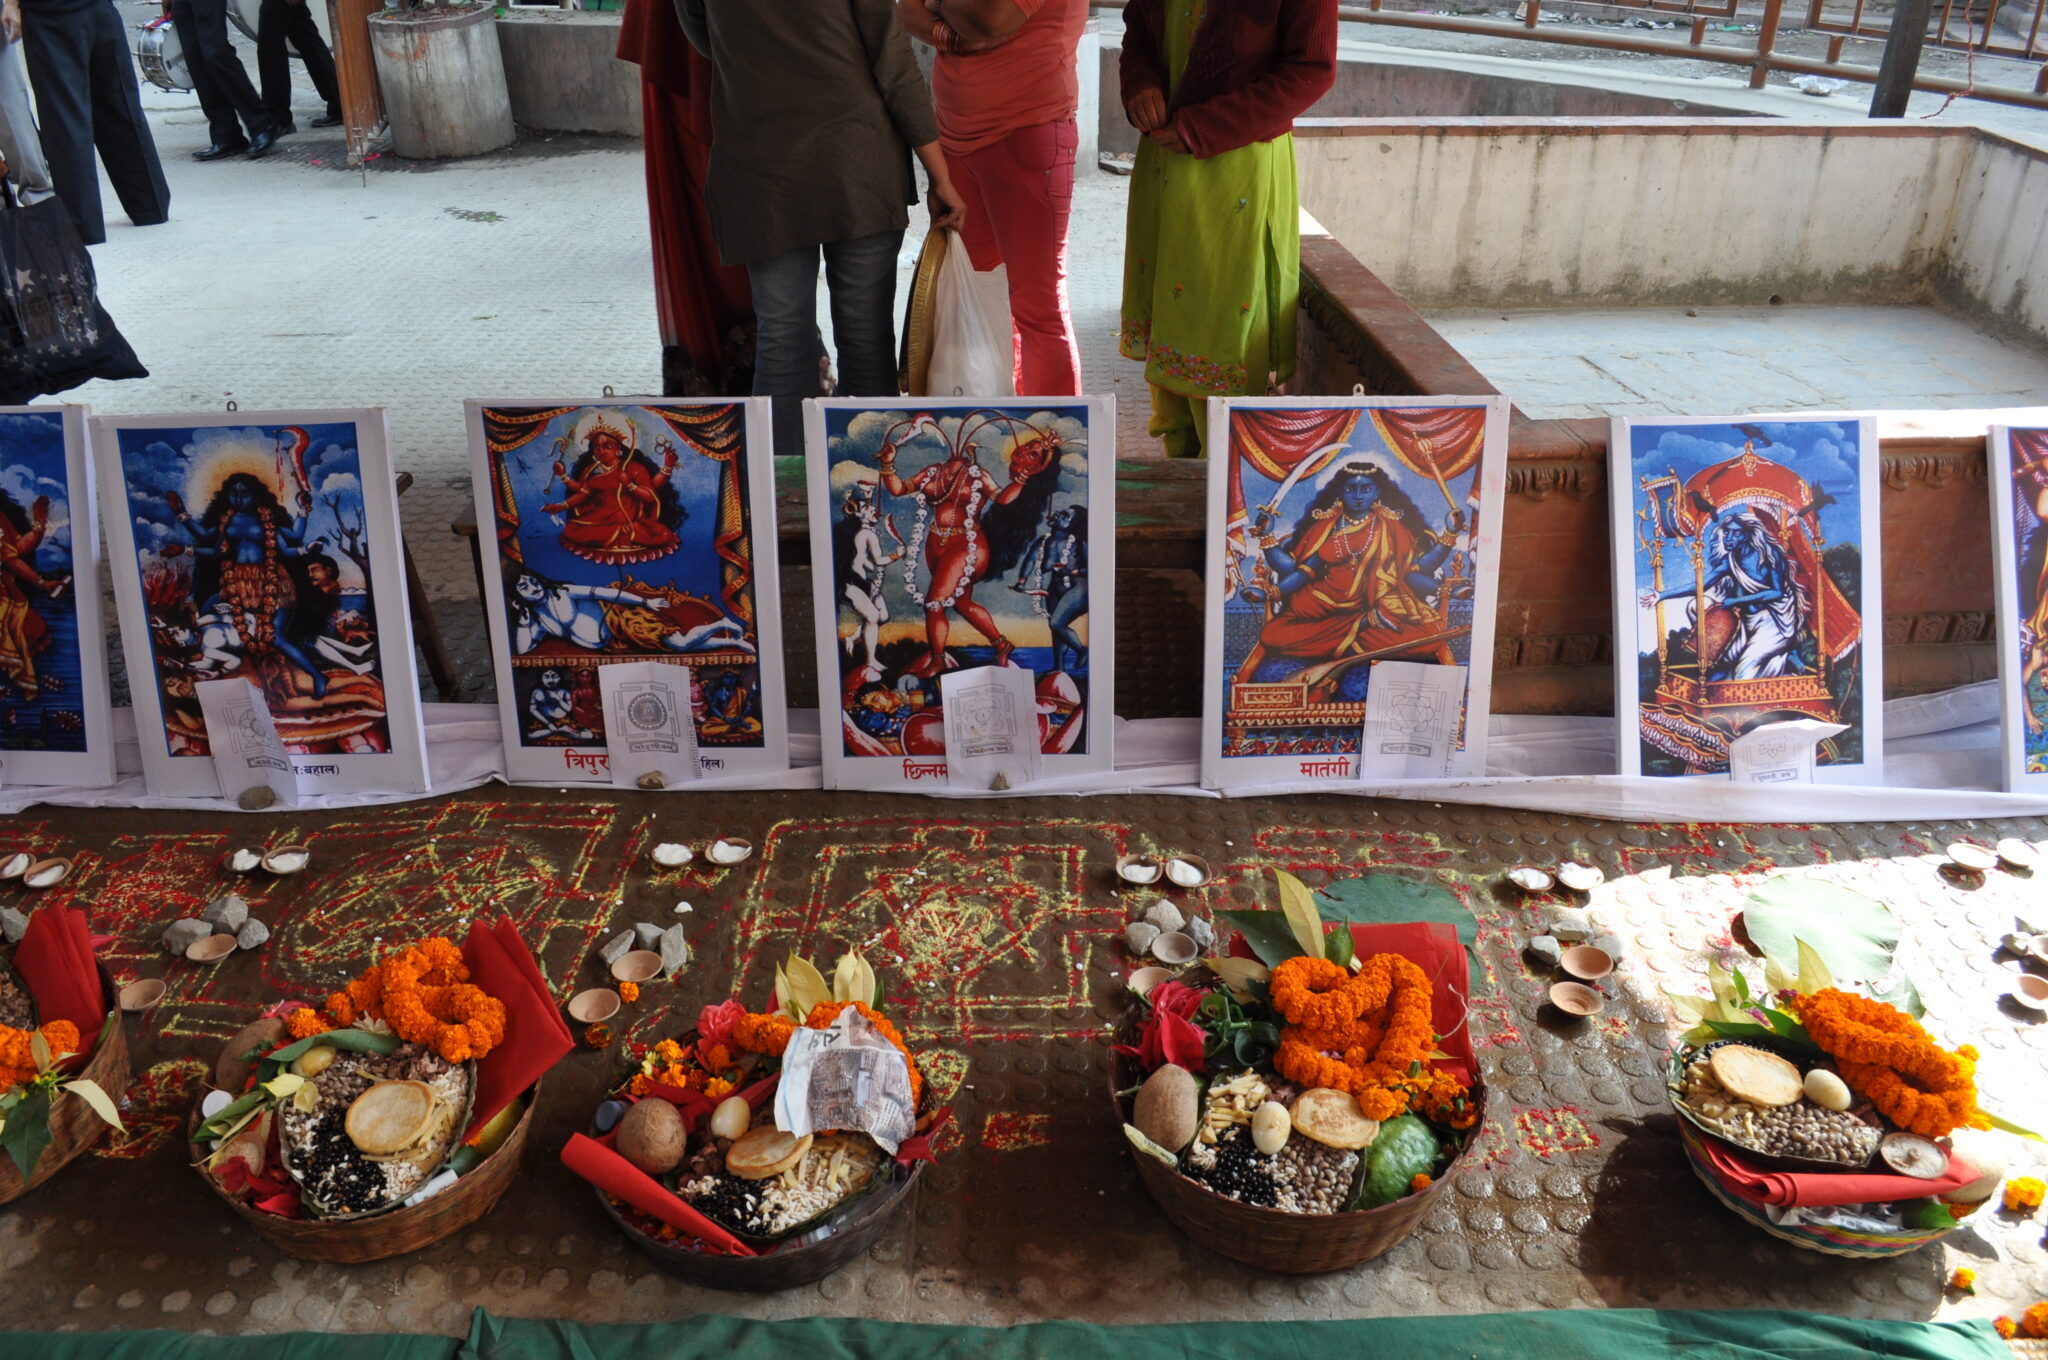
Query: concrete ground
1428 303 2048 420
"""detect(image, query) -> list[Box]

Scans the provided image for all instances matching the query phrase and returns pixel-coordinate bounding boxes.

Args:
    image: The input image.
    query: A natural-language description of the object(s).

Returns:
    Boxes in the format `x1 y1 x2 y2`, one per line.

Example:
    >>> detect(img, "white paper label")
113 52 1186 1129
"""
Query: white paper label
1727 719 1847 784
773 1006 917 1154
1357 660 1468 780
598 661 700 790
196 677 299 809
939 664 1042 791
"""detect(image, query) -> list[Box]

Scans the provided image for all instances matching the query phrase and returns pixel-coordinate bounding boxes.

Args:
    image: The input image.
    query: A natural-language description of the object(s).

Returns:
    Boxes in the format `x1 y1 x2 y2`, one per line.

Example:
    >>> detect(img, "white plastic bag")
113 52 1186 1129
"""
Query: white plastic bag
924 229 1014 398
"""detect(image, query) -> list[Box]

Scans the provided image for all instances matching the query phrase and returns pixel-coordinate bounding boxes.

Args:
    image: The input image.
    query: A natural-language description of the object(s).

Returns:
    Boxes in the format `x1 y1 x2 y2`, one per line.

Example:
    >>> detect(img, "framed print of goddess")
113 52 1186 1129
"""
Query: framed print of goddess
0 406 115 788
1611 415 1881 782
804 398 1114 791
467 398 788 785
1201 397 1510 790
1988 424 2048 792
92 410 430 797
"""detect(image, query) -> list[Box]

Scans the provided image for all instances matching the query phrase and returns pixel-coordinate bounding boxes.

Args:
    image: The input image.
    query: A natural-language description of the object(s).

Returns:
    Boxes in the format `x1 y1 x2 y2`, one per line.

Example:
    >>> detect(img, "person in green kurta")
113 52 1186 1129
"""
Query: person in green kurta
1118 0 1338 458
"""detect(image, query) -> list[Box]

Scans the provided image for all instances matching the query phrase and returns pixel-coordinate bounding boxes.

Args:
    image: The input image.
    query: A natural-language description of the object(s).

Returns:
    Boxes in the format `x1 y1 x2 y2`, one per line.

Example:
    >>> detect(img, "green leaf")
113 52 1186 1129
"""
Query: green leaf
1795 939 1834 996
1979 1105 2048 1143
258 1027 399 1078
1218 910 1308 968
60 1079 123 1133
1764 955 1795 995
1875 973 1925 1019
1741 878 1898 987
1205 957 1269 1002
0 1083 52 1182
1701 1018 1822 1054
1730 967 1753 1007
1324 925 1355 970
1275 871 1325 961
196 1087 273 1143
1314 873 1483 996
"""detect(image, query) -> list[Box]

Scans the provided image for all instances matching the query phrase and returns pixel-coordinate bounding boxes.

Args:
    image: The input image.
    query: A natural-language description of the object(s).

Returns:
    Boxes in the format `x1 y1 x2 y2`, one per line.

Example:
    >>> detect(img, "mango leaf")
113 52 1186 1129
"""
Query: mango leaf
1315 873 1482 995
60 1079 123 1133
1764 956 1795 995
1665 993 1712 1023
1218 910 1307 968
1980 1105 2048 1143
1706 960 1740 1011
1324 925 1356 970
1741 878 1898 987
259 1026 399 1077
784 955 831 1021
773 962 792 1019
29 1030 51 1073
1206 957 1270 1002
1275 871 1325 961
0 1083 52 1182
1703 1018 1821 1053
1794 939 1835 997
196 1087 272 1142
263 1073 307 1102
1122 1123 1180 1167
833 950 877 1007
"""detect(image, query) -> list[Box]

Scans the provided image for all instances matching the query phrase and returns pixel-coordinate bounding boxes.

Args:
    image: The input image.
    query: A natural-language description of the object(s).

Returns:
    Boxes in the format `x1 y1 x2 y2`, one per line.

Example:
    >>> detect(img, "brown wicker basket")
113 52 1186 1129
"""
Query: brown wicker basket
189 1078 539 1264
597 1158 923 1292
0 966 127 1206
1110 1038 1488 1274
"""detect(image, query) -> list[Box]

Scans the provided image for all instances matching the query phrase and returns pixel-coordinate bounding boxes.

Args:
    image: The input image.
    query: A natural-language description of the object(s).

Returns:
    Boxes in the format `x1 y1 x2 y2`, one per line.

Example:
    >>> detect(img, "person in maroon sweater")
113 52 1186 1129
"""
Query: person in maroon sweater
1118 0 1337 457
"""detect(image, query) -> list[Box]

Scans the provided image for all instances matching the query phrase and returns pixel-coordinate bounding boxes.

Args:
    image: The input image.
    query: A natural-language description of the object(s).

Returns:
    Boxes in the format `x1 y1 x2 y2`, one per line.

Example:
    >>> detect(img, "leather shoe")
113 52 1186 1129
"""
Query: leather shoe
312 112 343 128
192 141 249 161
273 120 298 136
247 129 278 158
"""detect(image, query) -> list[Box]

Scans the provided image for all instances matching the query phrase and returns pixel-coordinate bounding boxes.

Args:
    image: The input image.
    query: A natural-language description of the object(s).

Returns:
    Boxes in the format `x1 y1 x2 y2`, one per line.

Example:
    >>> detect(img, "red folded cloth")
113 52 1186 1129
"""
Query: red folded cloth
15 906 105 1056
561 1133 754 1256
1345 921 1476 1083
1693 1127 1979 1207
461 919 574 1140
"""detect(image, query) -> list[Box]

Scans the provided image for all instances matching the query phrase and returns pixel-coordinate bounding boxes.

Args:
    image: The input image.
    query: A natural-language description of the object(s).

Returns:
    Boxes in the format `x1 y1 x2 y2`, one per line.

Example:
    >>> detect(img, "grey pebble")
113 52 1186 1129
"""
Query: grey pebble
658 924 690 974
1186 916 1215 951
1526 935 1563 968
599 930 637 965
633 922 665 949
162 919 212 955
0 907 27 944
235 918 270 951
203 894 249 933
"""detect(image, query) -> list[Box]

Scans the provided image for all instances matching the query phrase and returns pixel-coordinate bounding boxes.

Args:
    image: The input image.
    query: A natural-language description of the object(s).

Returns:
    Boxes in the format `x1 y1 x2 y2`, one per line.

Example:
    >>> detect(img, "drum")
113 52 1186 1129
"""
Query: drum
228 0 323 55
134 17 191 93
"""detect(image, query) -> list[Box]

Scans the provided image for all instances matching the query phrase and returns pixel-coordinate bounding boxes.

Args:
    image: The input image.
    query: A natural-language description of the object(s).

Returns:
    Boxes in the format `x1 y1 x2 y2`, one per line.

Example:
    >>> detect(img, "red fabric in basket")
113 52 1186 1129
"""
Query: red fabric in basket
561 1132 755 1256
14 906 103 1055
461 919 573 1140
1693 1128 1978 1208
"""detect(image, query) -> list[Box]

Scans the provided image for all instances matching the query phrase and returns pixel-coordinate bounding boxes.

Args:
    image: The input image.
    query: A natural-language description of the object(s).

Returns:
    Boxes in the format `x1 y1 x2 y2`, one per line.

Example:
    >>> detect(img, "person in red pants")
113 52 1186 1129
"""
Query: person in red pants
898 0 1084 398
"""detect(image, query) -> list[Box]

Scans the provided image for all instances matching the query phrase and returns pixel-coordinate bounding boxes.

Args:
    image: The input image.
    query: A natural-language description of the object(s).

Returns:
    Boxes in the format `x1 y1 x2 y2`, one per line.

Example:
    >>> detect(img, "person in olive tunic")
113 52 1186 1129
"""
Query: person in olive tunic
674 0 964 455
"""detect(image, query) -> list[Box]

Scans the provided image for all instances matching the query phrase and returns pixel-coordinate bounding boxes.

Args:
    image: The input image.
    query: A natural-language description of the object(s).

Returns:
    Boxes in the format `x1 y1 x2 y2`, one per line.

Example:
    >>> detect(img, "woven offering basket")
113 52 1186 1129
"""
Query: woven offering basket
188 1078 539 1264
1675 1112 1956 1258
1109 1030 1488 1274
597 1157 924 1292
0 966 128 1206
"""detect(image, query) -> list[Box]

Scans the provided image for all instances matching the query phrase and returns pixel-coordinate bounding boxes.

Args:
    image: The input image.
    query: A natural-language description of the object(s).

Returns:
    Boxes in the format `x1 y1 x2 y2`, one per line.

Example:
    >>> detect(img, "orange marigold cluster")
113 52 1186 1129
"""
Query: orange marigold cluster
2026 1304 2048 1340
730 1004 924 1109
2005 1177 2046 1213
304 937 509 1064
1272 953 1468 1124
0 1020 81 1092
1995 1317 2018 1341
628 1037 738 1099
618 982 640 1003
1789 989 1987 1139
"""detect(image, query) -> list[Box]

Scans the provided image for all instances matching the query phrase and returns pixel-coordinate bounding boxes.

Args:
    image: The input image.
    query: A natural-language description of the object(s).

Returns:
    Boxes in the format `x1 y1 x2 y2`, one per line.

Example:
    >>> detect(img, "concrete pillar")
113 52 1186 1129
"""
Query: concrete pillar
368 2 516 160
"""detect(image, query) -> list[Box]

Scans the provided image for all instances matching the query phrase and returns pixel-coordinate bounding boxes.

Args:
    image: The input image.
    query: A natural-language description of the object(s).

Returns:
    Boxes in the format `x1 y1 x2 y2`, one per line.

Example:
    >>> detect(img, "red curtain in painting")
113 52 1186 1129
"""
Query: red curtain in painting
617 0 752 394
1366 407 1486 494
1227 408 1362 553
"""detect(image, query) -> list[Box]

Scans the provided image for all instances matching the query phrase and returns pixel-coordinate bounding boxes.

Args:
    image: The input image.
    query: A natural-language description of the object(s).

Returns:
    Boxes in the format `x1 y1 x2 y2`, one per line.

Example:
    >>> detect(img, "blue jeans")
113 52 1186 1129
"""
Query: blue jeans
748 229 903 455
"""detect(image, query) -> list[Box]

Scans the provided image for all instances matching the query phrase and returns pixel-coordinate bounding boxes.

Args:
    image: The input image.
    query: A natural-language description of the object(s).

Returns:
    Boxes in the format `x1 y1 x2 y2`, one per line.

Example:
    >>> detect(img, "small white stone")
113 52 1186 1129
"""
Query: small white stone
674 901 694 915
1142 901 1186 933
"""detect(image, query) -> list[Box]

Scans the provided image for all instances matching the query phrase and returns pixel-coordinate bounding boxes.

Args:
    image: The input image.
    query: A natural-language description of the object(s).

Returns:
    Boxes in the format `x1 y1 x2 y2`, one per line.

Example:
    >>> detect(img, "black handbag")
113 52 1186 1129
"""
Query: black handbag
0 181 147 404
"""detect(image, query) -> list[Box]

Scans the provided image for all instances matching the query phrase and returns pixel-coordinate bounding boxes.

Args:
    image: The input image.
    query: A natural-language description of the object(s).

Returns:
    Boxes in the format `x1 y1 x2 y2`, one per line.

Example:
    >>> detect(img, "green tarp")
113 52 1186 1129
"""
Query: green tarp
2 1309 2011 1360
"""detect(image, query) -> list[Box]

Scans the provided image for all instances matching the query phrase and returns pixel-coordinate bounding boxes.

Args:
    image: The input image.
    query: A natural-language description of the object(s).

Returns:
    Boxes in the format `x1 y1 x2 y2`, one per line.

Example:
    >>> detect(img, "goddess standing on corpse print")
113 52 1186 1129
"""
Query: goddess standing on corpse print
878 416 1058 676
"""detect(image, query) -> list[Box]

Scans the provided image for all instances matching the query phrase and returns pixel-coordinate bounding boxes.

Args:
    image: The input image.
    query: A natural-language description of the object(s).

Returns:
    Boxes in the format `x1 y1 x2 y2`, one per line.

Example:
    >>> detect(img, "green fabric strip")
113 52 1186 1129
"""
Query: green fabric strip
0 1309 2009 1360
462 1310 2011 1360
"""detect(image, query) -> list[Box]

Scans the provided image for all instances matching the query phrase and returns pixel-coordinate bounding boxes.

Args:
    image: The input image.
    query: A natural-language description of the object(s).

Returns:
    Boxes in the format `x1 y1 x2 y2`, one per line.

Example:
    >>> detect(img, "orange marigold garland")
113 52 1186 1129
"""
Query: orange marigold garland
0 1019 82 1092
1789 989 1987 1139
1271 953 1466 1124
298 938 509 1064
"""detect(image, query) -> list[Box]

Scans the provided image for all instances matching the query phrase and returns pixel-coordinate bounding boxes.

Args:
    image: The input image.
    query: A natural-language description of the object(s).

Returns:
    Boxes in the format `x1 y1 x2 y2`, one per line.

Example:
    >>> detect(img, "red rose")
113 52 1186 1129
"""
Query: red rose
698 1000 744 1048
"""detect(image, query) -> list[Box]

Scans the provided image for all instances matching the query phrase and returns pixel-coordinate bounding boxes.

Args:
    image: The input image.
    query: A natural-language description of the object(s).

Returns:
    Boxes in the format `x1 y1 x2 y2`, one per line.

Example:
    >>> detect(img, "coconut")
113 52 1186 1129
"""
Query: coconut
1132 1063 1199 1153
1947 1128 2008 1204
616 1099 687 1175
216 1017 285 1091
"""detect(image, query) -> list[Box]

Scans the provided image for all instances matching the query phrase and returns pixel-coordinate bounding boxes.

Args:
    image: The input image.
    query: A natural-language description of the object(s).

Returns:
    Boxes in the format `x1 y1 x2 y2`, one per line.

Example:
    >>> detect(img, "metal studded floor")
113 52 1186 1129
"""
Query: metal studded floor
4 789 2048 1334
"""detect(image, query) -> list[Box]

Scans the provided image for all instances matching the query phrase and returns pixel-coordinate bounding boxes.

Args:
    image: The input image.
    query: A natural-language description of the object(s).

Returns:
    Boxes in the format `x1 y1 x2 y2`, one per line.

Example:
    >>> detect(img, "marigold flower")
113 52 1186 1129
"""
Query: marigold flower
1788 990 1985 1138
583 1023 612 1049
1995 1317 2018 1341
2005 1177 2045 1213
2024 1303 2048 1340
1950 1268 1977 1293
618 982 640 1003
1271 954 1465 1124
1409 1173 1433 1194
